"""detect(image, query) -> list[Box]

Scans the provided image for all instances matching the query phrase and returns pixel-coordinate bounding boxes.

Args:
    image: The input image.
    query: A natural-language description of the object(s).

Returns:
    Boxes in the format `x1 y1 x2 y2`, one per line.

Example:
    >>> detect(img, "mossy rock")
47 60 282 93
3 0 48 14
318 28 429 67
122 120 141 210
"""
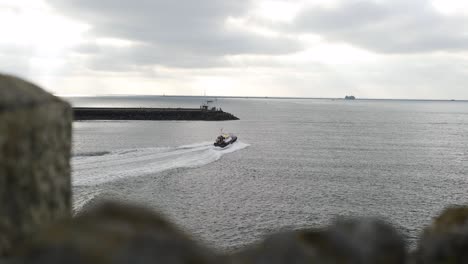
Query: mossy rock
231 218 406 264
231 229 332 264
0 74 72 256
15 202 220 264
425 206 468 235
414 205 468 264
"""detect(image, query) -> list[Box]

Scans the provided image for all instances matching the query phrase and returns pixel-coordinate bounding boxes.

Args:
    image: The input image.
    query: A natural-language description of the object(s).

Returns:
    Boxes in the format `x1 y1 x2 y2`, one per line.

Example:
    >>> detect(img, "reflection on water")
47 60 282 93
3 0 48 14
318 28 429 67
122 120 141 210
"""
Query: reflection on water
69 97 468 250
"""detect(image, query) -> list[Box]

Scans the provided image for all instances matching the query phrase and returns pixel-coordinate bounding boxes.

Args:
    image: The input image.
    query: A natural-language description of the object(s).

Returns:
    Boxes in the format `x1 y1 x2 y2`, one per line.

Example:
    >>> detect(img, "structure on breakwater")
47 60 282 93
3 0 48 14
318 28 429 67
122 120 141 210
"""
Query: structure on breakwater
73 107 239 121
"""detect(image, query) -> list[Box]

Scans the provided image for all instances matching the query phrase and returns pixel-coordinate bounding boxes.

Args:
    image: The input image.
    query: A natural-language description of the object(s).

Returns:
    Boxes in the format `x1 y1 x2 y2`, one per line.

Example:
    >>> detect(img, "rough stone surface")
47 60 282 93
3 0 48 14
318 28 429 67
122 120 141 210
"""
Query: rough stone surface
0 74 72 256
414 206 468 263
325 218 407 264
230 230 328 264
73 107 240 121
6 199 468 263
231 218 406 264
16 202 221 264
0 74 60 111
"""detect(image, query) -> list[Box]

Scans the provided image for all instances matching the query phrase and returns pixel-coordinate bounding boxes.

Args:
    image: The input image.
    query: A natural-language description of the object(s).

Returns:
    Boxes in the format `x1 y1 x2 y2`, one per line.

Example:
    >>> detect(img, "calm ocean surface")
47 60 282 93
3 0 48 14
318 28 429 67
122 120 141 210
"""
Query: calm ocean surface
67 96 468 251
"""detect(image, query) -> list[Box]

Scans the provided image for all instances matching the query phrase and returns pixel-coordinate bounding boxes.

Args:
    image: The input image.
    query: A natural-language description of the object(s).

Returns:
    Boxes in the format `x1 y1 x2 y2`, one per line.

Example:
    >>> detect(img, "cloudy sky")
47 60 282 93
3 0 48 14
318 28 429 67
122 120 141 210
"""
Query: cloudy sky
1 0 468 99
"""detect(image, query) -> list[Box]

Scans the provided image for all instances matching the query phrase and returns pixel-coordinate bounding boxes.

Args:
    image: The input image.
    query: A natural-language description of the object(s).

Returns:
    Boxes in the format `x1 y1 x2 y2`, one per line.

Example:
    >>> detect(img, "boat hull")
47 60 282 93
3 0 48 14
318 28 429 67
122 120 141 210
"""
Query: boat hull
214 136 237 148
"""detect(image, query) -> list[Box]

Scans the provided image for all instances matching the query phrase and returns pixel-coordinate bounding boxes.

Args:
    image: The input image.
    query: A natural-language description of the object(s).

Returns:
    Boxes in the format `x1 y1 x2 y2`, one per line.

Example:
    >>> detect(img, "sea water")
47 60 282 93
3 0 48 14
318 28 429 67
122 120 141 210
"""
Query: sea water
68 96 468 250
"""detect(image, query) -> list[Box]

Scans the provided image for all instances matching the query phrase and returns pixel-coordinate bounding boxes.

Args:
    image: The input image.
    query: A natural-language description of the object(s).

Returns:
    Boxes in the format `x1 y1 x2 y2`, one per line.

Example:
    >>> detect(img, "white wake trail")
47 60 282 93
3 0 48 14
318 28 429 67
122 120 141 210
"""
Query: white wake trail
72 141 249 186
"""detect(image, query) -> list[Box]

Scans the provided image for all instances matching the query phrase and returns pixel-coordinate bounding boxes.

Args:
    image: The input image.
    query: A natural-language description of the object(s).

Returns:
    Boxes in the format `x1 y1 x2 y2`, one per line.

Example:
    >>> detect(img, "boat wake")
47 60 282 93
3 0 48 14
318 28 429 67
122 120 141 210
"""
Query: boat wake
72 141 249 186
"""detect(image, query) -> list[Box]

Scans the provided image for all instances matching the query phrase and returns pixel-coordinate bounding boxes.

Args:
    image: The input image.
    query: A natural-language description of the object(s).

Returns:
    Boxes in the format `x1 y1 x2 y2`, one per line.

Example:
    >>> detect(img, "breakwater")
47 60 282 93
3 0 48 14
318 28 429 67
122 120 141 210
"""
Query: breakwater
1 73 468 263
73 107 239 121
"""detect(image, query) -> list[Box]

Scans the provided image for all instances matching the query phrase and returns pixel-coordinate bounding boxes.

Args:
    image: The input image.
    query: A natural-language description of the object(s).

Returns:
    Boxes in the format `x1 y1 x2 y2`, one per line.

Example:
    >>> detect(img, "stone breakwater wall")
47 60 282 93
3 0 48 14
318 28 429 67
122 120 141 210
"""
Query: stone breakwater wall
1 73 468 263
73 107 240 121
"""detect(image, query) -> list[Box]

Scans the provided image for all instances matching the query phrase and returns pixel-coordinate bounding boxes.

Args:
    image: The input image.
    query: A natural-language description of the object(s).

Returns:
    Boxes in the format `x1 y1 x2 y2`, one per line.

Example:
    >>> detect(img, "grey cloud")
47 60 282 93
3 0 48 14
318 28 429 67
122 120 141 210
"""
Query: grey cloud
0 45 40 78
73 42 227 71
74 43 102 54
292 0 468 53
47 0 301 71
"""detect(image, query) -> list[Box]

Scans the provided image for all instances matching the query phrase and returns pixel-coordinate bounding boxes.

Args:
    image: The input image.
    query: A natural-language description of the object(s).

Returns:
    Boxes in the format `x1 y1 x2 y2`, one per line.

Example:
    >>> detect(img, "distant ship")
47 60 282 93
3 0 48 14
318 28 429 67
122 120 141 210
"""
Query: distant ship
345 95 356 100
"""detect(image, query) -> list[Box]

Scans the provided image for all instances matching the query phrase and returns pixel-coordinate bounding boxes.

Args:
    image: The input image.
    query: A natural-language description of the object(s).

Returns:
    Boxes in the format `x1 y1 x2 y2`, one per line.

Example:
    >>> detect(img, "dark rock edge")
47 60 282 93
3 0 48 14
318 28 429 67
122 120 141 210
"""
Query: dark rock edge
73 107 239 121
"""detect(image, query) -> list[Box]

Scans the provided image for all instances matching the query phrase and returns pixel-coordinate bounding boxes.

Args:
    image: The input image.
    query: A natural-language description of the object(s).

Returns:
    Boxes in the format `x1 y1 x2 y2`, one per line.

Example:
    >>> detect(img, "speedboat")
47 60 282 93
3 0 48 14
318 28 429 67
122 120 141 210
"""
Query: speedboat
214 133 237 148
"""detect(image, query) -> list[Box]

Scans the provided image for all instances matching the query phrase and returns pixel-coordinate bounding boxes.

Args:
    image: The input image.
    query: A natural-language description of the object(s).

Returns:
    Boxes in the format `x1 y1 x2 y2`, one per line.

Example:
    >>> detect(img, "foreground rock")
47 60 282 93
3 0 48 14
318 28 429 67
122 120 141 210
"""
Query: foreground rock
16 202 221 264
231 218 406 264
0 74 72 256
414 205 468 263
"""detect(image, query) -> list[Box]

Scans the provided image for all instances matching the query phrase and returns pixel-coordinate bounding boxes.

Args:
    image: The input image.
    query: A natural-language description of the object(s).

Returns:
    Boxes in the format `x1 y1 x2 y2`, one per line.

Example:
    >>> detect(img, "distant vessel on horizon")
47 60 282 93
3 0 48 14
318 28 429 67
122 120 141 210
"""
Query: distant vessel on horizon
345 95 356 100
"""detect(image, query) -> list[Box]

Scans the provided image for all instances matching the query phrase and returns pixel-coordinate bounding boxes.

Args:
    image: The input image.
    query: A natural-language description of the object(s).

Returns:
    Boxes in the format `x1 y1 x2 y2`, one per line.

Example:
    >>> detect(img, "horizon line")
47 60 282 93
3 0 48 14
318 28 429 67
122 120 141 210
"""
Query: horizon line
57 94 467 102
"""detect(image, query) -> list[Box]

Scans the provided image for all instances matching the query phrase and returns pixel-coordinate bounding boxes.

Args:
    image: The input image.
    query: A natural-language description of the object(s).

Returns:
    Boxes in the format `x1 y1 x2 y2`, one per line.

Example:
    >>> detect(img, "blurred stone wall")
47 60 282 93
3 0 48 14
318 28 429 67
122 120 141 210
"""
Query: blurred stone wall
0 74 72 256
